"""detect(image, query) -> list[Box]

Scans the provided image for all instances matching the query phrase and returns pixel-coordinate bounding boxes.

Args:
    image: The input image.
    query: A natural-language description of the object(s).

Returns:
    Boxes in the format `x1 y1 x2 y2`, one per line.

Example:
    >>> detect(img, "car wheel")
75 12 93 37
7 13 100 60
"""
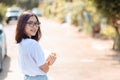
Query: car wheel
0 49 3 72
6 20 9 24
0 61 2 72
4 49 7 58
4 37 7 58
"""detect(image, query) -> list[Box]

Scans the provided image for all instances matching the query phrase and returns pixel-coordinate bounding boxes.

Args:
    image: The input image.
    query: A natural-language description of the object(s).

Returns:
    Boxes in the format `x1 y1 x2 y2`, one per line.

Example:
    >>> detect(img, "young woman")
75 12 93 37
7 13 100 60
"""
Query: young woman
15 11 56 80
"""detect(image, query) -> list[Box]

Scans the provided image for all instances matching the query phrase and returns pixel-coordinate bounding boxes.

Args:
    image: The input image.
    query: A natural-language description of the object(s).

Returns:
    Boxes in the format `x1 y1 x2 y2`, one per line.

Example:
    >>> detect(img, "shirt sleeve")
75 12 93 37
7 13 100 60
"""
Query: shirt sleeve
30 41 45 67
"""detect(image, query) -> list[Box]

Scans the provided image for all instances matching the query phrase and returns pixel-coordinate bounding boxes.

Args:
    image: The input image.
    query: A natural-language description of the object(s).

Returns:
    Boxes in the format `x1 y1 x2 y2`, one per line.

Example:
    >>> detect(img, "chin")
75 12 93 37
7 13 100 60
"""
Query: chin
31 34 35 36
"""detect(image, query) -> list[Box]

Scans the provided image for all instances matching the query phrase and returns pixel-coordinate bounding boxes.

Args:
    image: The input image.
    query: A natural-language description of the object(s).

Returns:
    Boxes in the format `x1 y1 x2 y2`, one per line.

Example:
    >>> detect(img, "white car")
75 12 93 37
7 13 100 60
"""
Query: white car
32 8 42 16
5 7 21 24
0 23 7 72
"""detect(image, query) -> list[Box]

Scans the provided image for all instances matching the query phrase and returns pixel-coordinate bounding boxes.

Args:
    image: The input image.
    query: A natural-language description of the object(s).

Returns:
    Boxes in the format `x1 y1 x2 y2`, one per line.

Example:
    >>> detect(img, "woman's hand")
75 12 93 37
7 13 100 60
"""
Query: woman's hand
46 53 57 65
40 63 49 73
40 53 56 73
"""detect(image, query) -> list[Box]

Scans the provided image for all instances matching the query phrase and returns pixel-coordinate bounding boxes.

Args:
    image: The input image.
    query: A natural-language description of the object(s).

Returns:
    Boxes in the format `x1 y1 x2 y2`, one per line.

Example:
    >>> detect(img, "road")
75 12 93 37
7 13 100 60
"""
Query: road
0 18 120 80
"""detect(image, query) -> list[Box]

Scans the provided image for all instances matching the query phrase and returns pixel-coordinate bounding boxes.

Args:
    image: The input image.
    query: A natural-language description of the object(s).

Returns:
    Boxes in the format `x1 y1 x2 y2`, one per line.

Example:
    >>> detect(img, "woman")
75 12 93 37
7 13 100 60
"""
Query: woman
15 11 56 80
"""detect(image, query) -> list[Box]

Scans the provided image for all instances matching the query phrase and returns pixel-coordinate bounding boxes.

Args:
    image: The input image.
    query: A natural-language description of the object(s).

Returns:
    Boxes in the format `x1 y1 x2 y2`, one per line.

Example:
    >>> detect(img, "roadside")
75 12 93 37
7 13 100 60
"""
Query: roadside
1 18 120 80
40 18 120 80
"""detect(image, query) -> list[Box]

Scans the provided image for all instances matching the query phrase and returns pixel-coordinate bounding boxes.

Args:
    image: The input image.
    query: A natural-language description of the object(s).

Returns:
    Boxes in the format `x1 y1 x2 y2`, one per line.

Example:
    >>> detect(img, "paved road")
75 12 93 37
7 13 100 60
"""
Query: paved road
0 18 120 80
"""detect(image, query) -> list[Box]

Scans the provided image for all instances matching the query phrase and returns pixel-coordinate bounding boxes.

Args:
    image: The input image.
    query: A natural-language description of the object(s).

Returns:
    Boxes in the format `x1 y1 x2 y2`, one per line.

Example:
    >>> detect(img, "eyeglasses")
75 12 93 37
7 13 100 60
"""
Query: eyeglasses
26 21 41 27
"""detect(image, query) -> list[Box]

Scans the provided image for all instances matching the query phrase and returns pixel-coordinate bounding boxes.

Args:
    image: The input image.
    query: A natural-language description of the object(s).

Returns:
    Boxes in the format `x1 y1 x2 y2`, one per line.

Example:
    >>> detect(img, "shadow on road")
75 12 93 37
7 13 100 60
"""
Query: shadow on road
106 49 120 65
0 56 11 80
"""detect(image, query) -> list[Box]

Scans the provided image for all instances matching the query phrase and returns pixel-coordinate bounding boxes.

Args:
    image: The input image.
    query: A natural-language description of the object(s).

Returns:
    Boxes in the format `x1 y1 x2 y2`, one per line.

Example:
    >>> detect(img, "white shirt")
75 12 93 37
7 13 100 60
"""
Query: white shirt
18 39 46 76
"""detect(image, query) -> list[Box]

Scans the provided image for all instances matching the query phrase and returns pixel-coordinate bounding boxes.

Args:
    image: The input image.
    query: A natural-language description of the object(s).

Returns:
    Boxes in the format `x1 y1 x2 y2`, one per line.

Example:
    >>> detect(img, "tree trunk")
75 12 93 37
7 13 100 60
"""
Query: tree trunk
92 23 101 37
113 27 120 51
108 17 120 51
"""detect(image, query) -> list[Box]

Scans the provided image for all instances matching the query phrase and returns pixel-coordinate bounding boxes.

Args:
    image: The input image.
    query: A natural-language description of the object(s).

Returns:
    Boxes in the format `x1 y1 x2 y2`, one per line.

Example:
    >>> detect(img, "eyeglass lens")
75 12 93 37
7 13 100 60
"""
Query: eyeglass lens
27 21 40 27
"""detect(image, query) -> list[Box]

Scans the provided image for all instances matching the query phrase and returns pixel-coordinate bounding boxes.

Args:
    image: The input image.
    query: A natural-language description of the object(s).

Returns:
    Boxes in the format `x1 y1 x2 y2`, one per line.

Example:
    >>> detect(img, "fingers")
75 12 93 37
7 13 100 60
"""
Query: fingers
51 52 56 57
46 53 57 65
50 55 56 65
46 56 56 65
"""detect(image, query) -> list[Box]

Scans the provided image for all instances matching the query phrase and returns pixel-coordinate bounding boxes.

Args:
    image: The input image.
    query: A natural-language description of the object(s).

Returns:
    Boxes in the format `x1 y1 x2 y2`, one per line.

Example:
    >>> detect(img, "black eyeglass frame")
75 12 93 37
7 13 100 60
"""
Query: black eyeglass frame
26 21 41 27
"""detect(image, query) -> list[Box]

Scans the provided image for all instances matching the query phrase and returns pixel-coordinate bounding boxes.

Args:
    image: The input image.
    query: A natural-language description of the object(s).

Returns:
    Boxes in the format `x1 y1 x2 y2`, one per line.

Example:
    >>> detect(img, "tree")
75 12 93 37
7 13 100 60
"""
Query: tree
92 0 120 50
17 0 39 10
0 0 16 6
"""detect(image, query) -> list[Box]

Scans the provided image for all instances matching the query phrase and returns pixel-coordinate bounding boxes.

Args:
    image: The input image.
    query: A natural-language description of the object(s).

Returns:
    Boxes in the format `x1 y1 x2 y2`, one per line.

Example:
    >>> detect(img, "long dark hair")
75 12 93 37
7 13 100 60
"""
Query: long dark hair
15 11 41 43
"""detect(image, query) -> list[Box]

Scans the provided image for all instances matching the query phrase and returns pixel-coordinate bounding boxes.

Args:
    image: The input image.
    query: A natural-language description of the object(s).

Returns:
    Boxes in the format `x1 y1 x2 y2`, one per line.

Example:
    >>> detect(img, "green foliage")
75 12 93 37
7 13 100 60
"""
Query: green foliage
43 5 52 17
17 0 39 10
101 25 116 39
43 0 66 22
42 0 52 17
0 0 16 22
0 0 16 6
83 23 92 33
69 2 84 25
54 13 65 23
93 0 120 19
0 3 7 22
92 0 120 50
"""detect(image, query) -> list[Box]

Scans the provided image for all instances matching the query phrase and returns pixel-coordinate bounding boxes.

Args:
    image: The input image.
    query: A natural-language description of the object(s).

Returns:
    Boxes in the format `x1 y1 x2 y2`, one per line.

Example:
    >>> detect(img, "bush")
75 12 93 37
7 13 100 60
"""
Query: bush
100 25 116 39
0 3 7 22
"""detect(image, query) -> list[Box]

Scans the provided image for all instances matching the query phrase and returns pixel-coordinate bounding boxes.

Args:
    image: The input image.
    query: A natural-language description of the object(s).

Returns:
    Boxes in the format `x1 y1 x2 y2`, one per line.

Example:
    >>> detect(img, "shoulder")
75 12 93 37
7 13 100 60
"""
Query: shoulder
20 38 39 47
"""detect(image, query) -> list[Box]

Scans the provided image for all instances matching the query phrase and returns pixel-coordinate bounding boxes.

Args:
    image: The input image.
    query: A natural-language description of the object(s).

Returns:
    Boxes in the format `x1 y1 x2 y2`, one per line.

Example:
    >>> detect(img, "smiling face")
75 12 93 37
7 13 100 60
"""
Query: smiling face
15 11 42 43
24 16 39 38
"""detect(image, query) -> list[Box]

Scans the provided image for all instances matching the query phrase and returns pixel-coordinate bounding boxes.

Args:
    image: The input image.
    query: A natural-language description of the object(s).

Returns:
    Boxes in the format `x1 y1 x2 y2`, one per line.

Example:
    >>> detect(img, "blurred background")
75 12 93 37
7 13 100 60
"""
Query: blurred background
0 0 120 80
0 0 119 42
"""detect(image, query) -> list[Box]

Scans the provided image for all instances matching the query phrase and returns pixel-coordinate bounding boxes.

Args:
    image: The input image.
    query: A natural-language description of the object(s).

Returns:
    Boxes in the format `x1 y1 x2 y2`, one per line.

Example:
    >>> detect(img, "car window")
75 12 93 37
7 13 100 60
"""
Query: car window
9 10 19 13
